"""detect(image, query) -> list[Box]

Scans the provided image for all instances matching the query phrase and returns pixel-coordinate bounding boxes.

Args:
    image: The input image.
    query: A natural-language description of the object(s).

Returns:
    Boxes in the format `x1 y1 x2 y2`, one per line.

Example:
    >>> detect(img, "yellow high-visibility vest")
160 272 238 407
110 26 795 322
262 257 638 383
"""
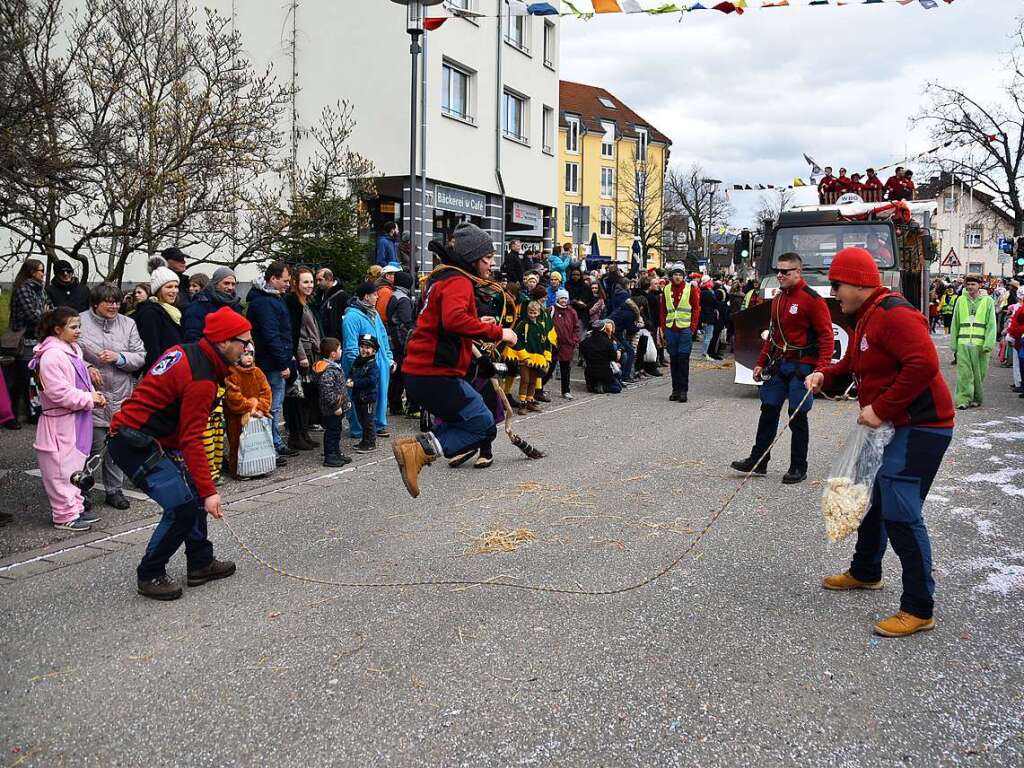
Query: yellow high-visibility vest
663 283 693 329
955 294 994 345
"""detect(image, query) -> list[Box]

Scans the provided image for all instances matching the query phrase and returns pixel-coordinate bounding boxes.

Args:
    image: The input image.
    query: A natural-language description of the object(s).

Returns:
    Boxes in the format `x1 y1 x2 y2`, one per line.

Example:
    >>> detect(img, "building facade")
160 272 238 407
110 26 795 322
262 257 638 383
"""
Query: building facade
557 80 671 269
916 172 1016 278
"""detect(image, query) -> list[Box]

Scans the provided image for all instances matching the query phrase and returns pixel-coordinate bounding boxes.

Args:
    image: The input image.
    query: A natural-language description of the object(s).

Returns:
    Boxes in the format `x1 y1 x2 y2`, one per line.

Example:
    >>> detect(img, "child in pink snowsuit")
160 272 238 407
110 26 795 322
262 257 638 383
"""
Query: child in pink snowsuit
29 308 105 530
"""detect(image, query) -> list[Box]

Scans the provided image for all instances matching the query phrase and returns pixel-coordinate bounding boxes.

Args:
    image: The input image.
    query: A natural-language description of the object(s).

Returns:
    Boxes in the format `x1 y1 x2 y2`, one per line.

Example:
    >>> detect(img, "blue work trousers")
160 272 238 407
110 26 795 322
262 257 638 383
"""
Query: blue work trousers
404 374 496 458
665 328 692 394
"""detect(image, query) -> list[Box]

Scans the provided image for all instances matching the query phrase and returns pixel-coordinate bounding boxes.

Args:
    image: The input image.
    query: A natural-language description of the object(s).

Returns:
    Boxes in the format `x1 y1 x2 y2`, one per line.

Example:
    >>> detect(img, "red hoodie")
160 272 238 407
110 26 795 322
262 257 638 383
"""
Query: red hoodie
110 339 227 498
819 288 954 428
402 270 503 377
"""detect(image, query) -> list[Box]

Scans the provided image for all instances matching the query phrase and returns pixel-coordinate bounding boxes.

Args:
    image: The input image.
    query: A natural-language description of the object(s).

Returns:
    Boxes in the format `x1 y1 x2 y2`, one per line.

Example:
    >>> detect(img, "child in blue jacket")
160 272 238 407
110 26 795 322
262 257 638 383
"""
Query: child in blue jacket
347 334 380 453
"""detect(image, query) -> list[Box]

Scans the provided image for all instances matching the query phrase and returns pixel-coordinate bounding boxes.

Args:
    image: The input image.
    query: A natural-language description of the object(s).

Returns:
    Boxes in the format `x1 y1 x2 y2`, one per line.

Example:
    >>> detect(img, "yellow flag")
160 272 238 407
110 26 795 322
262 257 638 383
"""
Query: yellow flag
793 178 806 187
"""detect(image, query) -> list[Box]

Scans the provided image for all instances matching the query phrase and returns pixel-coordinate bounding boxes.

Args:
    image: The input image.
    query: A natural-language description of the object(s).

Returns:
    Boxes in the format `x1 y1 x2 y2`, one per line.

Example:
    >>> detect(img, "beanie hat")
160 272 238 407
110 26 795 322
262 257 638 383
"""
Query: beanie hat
355 281 377 299
394 271 414 290
555 289 569 301
670 263 686 276
161 246 187 265
452 222 494 265
211 266 236 287
828 247 881 288
54 259 74 273
550 271 562 281
150 266 179 295
203 306 251 343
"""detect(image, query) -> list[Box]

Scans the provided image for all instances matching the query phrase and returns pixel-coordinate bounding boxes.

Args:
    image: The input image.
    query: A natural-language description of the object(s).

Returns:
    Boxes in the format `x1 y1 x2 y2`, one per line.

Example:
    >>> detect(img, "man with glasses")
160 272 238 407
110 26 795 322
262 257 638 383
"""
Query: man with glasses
806 247 954 638
730 252 833 484
45 259 91 312
108 307 253 601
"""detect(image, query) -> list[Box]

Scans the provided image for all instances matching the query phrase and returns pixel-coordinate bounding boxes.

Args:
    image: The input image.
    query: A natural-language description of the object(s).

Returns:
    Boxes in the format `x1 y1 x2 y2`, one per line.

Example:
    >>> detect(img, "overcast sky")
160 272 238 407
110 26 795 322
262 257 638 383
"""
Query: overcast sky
560 0 1019 226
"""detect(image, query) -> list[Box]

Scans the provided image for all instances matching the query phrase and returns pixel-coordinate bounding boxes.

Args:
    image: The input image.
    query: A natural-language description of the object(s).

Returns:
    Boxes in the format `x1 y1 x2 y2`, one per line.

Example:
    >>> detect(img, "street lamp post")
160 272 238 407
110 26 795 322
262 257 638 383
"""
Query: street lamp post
701 177 721 273
390 0 444 291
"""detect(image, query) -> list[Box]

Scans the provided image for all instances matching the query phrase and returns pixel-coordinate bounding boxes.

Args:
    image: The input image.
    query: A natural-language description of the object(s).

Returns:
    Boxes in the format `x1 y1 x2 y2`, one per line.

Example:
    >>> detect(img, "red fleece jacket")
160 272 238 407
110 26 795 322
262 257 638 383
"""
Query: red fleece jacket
819 288 954 428
756 279 834 370
110 339 227 498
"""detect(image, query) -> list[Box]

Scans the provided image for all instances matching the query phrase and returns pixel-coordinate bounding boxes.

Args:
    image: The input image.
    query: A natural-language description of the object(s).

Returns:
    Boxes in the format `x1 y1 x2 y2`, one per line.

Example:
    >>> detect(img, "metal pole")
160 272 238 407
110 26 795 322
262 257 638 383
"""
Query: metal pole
495 1 506 259
419 31 429 278
408 31 421 290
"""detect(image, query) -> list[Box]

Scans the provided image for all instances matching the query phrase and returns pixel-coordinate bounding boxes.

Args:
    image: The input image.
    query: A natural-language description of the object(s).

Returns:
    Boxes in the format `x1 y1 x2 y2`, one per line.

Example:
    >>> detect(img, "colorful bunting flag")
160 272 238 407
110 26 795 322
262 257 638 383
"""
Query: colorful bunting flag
527 2 560 14
592 0 623 11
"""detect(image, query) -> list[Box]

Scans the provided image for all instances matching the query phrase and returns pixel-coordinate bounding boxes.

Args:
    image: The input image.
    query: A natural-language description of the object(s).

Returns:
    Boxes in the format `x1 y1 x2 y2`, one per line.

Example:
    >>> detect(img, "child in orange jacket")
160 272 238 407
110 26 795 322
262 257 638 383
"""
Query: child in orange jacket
224 347 273 478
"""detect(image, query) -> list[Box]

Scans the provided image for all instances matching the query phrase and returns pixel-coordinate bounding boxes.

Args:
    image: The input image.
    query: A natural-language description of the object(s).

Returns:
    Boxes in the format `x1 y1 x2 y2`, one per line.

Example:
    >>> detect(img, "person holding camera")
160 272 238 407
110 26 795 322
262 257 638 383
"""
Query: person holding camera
108 307 253 601
730 252 832 484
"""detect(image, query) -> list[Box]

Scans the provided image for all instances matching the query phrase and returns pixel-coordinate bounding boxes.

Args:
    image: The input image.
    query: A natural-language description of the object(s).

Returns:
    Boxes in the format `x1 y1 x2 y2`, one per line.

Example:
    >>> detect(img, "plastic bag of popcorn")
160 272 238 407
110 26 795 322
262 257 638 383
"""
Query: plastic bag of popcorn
821 422 895 542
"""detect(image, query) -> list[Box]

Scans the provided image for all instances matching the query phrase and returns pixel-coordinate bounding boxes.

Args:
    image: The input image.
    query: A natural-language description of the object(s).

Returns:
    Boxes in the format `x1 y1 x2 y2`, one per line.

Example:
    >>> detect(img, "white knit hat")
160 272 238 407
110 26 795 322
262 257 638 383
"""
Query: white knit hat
150 266 179 294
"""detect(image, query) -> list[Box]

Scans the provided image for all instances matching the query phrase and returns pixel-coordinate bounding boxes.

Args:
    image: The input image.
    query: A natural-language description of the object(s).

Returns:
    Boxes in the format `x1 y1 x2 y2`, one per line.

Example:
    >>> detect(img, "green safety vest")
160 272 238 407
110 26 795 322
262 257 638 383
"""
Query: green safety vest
663 283 693 329
955 294 994 345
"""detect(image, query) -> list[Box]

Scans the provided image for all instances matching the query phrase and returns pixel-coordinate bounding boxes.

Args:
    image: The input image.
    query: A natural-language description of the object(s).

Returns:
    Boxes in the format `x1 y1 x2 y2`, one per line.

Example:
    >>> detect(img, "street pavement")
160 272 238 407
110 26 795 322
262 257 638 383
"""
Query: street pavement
1 337 1022 767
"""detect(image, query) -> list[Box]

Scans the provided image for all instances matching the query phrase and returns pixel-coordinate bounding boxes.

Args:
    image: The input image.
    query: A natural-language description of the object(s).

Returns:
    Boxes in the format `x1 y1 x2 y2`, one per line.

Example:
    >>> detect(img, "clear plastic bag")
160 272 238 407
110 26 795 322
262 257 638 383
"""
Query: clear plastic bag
821 422 895 542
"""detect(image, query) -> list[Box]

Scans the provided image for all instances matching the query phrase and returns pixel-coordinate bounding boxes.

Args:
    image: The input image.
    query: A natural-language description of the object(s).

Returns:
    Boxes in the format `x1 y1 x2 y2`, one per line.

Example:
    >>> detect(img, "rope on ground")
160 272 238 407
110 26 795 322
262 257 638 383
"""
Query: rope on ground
219 388 820 597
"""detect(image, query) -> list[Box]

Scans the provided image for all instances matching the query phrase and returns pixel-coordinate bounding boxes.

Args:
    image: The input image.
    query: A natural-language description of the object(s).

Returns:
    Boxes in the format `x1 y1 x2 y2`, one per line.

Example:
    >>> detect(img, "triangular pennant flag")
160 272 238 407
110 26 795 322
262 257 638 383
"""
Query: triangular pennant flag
562 1 594 17
592 0 623 11
762 0 788 6
423 17 448 30
793 178 807 187
918 0 938 7
619 0 645 10
712 1 739 12
647 3 683 12
506 0 531 15
527 2 560 14
809 1 830 5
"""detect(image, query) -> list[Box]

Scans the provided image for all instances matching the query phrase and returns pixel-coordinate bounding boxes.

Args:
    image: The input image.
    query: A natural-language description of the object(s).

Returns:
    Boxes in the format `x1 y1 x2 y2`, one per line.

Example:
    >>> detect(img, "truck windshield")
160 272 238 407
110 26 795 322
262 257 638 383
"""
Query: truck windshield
772 224 895 270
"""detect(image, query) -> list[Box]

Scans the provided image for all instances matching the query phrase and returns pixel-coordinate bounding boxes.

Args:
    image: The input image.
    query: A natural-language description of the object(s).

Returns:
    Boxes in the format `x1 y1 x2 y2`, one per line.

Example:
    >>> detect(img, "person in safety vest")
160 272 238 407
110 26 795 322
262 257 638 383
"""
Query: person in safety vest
950 273 997 409
730 252 832 484
395 223 517 497
108 307 253 601
659 263 701 402
806 247 955 638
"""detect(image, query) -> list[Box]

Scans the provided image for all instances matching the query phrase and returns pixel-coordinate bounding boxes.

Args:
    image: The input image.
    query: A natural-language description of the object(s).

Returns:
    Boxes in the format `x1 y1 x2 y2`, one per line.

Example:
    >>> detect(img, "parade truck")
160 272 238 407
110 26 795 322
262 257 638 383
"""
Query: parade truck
733 198 938 386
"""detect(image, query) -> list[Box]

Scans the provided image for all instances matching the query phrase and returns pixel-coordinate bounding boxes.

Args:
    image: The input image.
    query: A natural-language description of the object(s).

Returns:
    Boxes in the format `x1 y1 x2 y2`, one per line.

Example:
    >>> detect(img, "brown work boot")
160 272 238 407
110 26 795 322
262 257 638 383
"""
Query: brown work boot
873 611 936 638
822 571 883 591
392 436 436 498
187 558 237 587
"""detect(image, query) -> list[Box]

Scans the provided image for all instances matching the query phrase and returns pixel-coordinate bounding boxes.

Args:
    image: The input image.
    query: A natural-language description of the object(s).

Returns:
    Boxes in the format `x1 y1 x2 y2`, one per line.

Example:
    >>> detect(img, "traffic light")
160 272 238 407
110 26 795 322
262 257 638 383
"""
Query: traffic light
1017 236 1024 268
733 230 751 266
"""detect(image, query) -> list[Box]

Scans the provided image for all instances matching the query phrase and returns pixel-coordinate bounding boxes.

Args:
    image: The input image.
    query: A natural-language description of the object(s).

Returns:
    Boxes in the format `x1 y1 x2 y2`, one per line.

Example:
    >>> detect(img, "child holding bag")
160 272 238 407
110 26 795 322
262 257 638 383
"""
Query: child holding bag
224 346 273 479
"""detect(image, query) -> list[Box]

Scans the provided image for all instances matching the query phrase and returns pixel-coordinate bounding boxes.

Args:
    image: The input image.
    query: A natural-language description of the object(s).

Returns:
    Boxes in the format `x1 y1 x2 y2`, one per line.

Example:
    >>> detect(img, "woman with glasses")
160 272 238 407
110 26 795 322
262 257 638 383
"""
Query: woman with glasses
79 283 146 510
5 258 51 425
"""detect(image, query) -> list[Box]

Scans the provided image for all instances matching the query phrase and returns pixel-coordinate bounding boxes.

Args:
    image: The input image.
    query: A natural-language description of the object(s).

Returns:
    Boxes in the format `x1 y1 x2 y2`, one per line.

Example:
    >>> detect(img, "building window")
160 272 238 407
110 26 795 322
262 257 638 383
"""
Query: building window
943 196 957 212
503 90 528 143
448 0 470 8
601 121 615 158
968 261 984 274
441 61 473 123
564 203 577 235
600 206 613 237
636 128 648 160
599 96 616 109
965 225 983 248
565 116 580 154
543 21 555 68
542 106 554 154
600 167 614 198
565 162 579 194
505 13 529 53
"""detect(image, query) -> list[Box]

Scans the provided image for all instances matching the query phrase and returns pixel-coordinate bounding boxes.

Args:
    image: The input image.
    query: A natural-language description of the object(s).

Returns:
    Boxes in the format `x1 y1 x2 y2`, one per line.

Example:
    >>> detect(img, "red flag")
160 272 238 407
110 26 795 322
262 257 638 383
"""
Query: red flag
424 17 448 30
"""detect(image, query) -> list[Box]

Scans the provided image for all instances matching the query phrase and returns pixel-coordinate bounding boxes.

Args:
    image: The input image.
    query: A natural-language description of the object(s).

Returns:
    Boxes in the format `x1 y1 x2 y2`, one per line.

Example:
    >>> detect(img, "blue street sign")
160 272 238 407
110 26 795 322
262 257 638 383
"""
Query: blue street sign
998 237 1013 254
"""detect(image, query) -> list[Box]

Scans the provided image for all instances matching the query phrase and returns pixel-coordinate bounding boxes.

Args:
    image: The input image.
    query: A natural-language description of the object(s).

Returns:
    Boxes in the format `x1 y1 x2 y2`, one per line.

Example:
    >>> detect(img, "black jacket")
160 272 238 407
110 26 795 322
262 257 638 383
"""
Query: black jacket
46 279 90 313
317 282 349 342
699 288 718 325
503 250 525 286
579 330 616 372
133 300 185 373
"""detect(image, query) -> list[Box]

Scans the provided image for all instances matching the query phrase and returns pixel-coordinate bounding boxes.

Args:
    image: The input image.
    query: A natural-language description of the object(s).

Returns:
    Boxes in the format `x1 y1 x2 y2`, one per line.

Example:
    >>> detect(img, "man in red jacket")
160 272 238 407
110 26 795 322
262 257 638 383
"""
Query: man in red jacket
395 223 517 497
731 252 833 484
883 167 904 201
806 247 955 638
862 168 884 202
108 307 253 600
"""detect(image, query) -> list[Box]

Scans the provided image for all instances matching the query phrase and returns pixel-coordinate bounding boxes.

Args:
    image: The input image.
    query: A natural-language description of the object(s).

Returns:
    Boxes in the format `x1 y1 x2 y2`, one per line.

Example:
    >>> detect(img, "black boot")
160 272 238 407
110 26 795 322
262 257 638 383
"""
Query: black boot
782 468 807 484
730 455 768 476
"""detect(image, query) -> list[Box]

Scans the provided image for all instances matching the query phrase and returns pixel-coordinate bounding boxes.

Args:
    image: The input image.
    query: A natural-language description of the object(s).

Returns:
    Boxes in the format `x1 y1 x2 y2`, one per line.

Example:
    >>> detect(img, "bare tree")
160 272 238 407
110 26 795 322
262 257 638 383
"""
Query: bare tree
665 163 734 266
615 151 667 269
753 187 794 231
916 17 1024 235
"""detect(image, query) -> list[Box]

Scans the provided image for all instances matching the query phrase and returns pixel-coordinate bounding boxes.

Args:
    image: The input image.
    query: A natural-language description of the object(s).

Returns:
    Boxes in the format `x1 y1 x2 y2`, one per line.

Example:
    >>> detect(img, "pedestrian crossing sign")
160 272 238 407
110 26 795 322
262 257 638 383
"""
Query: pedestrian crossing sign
941 248 961 268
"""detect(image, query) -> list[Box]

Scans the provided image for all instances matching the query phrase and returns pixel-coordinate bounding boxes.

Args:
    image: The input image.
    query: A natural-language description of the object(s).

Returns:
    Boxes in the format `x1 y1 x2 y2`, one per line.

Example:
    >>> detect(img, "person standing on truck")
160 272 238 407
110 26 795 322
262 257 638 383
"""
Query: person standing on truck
730 252 833 485
833 168 853 196
900 170 916 201
806 247 955 639
862 168 884 202
883 167 904 201
847 173 865 197
950 274 997 410
817 167 836 204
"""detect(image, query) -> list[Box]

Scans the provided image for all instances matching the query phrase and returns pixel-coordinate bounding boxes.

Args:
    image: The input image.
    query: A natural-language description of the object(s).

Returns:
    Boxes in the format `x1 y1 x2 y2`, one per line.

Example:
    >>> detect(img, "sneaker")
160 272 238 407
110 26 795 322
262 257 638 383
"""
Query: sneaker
275 455 288 467
392 436 436 498
730 456 767 476
323 455 348 468
968 402 981 408
956 404 968 410
277 445 299 457
526 401 542 412
561 393 574 400
53 517 91 532
821 571 883 591
535 391 551 403
187 558 237 587
105 492 130 510
77 507 101 524
473 456 494 469
873 611 936 638
137 574 182 601
376 428 391 438
355 443 376 454
448 448 478 468
308 423 324 432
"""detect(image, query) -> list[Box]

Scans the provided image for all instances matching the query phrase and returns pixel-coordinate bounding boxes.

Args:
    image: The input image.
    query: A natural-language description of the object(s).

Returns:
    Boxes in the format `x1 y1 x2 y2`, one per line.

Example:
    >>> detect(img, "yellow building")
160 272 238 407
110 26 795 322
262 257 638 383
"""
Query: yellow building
558 80 671 269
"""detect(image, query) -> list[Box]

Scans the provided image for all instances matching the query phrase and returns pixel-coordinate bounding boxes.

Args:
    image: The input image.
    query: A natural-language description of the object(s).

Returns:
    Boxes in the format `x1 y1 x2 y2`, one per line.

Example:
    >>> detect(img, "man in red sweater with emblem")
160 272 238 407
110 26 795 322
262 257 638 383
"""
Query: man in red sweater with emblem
883 167 904 201
108 307 253 600
806 247 955 638
862 168 884 202
659 263 701 402
731 252 833 484
395 223 517 497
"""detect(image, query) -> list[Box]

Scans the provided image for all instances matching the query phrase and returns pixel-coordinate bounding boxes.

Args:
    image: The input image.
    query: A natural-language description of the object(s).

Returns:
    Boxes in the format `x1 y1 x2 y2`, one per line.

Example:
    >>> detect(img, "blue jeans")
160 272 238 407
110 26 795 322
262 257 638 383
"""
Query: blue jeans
702 324 716 356
108 435 212 581
665 328 692 394
404 374 496 458
265 370 285 450
752 360 814 472
322 412 343 459
850 426 952 619
616 334 635 381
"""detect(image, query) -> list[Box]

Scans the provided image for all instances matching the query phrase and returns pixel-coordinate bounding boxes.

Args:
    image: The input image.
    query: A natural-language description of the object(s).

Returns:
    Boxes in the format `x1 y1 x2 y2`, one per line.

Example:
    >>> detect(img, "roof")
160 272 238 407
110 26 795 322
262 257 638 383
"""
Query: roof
558 80 671 146
915 172 1014 225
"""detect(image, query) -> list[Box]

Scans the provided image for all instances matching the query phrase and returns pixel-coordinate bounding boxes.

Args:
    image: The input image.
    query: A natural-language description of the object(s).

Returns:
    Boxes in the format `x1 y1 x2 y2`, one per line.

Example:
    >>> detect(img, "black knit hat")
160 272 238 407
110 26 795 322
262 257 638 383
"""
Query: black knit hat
355 281 377 299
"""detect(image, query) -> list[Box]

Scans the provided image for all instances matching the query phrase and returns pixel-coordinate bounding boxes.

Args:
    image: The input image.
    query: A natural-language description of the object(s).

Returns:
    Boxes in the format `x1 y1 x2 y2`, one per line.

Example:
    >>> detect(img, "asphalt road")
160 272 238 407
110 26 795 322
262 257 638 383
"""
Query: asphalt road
1 338 1022 767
